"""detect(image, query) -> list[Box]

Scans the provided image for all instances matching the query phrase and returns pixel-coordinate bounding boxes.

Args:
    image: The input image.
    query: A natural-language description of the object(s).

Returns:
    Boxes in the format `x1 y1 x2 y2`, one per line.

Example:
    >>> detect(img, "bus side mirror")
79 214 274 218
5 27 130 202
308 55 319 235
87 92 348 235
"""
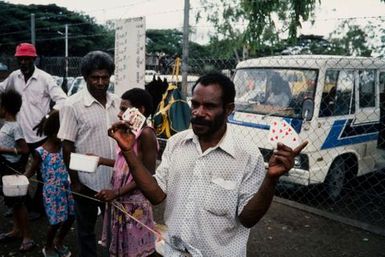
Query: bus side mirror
302 98 314 121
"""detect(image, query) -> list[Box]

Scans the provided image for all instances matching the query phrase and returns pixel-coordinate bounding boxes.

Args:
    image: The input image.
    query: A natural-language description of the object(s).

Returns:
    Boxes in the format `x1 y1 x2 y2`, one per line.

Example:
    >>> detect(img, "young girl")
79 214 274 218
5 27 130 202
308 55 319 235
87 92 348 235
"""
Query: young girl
0 90 33 252
95 88 158 257
24 110 75 257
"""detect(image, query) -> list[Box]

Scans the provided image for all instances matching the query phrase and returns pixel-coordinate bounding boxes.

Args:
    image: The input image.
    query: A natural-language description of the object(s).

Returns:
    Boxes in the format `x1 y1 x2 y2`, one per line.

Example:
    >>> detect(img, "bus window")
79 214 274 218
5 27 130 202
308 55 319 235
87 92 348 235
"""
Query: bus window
320 70 354 116
319 70 338 117
358 70 376 108
335 70 354 115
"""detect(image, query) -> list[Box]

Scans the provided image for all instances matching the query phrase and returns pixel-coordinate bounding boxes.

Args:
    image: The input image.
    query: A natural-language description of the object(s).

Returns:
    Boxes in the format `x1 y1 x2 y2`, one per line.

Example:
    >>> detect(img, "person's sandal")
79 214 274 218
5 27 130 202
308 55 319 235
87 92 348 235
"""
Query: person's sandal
55 245 71 257
42 247 60 257
19 239 36 252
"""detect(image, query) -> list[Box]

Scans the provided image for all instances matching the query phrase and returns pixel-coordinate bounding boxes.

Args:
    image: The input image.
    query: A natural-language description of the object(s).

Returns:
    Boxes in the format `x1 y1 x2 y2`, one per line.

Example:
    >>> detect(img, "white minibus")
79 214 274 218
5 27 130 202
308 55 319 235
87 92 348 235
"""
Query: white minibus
229 55 385 200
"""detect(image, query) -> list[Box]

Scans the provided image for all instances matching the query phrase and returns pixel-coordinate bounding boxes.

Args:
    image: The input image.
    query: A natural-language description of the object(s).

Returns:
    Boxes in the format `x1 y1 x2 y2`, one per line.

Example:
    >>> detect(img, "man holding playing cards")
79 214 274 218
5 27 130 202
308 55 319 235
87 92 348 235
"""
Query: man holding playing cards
108 72 307 257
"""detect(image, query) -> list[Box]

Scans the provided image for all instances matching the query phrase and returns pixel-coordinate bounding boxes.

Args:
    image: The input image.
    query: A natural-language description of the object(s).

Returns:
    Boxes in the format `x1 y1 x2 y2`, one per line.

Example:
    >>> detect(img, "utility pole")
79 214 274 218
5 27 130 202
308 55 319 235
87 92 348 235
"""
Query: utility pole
181 0 190 97
65 24 68 78
58 25 69 78
31 13 35 45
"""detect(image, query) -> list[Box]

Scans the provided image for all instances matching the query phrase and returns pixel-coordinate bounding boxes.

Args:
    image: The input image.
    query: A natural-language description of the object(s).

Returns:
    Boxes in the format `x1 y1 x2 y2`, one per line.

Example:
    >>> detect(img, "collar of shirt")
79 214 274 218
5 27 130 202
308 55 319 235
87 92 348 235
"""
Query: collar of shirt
181 127 236 158
82 87 117 109
16 66 38 82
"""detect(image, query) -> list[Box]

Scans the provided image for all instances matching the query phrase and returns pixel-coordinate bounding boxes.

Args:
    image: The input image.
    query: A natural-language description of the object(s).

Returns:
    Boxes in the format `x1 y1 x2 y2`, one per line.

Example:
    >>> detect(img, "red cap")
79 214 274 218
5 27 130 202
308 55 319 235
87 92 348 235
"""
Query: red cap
15 43 37 57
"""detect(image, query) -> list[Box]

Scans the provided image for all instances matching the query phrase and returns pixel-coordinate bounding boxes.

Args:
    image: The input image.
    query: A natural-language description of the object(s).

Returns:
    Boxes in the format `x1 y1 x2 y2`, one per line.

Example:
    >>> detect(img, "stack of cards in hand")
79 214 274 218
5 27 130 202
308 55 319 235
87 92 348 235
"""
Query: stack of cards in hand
268 119 302 149
122 107 146 138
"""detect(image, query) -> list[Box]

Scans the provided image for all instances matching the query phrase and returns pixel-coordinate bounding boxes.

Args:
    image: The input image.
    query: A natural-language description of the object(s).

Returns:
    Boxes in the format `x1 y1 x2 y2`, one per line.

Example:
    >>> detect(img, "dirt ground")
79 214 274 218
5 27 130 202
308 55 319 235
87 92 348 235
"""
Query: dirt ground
0 196 384 257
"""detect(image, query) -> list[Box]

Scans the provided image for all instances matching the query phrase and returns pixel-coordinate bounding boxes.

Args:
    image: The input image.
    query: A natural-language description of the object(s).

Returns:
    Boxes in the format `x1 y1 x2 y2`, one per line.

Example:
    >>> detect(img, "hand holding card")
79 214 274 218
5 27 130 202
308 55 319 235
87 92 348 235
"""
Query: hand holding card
268 119 301 149
122 107 146 138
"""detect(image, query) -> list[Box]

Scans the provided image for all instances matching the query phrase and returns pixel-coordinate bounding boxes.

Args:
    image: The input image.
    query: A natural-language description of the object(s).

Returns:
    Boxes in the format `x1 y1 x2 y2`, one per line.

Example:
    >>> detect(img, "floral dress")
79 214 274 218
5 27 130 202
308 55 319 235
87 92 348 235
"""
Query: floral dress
36 146 75 225
104 128 156 257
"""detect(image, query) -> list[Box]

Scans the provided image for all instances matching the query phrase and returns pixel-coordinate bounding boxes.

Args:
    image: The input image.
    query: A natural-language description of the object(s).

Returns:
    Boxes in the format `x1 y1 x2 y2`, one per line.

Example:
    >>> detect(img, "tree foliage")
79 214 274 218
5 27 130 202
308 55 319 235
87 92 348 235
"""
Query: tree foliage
198 0 320 58
146 29 210 59
0 2 114 57
328 21 372 56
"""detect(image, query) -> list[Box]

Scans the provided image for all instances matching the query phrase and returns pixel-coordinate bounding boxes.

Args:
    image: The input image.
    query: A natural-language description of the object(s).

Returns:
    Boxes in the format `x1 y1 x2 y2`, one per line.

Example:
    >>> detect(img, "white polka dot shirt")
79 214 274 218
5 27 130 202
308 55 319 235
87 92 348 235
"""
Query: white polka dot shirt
154 127 266 257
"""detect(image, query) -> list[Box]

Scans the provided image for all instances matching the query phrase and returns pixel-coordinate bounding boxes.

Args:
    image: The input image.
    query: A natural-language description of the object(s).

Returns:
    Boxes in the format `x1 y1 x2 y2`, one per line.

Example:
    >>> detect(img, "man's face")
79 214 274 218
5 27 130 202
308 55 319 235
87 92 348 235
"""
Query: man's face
17 56 35 76
190 83 232 138
85 69 111 96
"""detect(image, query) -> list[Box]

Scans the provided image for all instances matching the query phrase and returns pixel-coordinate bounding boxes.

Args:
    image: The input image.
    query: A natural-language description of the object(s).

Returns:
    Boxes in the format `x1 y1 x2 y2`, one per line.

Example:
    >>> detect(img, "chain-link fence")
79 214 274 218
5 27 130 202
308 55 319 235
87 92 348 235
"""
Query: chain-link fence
1 54 384 235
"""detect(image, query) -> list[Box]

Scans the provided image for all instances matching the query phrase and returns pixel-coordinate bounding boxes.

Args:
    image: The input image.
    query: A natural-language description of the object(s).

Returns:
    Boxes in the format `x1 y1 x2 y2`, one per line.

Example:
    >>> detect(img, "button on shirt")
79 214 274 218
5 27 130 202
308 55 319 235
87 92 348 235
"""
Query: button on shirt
57 88 120 192
0 68 67 143
154 127 266 257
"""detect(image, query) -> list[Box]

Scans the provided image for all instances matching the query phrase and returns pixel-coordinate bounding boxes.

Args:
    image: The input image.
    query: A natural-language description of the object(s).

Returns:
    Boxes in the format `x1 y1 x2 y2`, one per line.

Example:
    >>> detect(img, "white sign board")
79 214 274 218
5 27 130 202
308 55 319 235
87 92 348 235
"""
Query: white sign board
114 17 146 97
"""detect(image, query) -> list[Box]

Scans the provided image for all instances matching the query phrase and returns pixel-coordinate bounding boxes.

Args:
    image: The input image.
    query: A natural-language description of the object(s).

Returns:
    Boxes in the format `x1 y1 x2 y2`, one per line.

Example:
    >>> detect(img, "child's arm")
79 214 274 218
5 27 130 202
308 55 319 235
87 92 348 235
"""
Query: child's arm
95 181 136 202
15 138 29 155
24 151 41 178
98 157 115 167
0 139 29 155
85 153 115 167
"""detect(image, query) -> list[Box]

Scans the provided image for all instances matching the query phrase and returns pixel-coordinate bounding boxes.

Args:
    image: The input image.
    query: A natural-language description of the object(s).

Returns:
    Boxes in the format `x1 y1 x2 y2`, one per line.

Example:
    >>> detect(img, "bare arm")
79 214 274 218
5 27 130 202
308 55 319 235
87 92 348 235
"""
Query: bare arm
62 140 82 192
97 157 115 167
24 152 41 178
0 139 29 156
239 142 308 228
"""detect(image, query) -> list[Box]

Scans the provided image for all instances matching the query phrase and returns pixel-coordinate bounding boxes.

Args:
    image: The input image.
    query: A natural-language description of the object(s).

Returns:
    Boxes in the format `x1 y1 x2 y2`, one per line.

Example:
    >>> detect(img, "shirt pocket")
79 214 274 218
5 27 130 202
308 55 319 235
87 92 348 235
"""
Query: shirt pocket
203 178 238 217
27 87 46 106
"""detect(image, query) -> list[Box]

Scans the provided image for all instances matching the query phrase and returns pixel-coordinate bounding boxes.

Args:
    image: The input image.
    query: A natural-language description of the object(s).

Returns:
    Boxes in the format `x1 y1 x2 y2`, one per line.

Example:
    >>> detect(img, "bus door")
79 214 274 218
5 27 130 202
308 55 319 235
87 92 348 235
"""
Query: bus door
377 71 385 149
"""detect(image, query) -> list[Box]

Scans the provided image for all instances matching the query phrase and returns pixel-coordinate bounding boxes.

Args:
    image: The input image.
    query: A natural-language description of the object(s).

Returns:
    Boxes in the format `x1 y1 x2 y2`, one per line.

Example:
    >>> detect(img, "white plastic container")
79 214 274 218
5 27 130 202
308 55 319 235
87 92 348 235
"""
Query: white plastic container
2 175 29 197
69 153 99 173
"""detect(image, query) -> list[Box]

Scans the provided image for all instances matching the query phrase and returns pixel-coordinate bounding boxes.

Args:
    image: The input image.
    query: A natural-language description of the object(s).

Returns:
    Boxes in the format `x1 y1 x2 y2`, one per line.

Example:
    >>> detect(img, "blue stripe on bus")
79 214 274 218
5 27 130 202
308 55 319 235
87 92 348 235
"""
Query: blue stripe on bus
227 114 270 130
227 114 303 132
321 119 379 149
283 118 302 134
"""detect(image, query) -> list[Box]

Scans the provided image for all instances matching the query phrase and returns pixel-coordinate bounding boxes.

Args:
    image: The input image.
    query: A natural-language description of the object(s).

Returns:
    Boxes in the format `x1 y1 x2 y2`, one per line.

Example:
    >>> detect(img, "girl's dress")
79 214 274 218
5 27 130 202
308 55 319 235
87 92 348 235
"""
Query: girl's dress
36 146 75 225
104 128 156 257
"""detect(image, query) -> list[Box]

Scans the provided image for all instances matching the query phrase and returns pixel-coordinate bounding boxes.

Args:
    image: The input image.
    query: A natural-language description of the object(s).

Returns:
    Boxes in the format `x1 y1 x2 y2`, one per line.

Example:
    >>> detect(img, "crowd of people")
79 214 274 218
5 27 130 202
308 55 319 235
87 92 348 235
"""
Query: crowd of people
0 42 306 257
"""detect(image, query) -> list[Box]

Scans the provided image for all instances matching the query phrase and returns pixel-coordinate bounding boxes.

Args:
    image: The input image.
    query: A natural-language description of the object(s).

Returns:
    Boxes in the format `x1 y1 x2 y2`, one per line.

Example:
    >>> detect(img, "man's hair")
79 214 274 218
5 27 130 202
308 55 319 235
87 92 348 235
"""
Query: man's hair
80 51 115 79
0 90 22 115
192 72 235 106
121 88 154 118
42 110 60 137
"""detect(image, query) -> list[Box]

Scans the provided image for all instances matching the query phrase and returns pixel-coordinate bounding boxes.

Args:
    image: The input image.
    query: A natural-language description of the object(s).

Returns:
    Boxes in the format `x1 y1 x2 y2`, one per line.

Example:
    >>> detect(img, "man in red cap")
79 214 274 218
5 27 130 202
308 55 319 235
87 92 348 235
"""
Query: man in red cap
1 42 67 150
0 43 67 251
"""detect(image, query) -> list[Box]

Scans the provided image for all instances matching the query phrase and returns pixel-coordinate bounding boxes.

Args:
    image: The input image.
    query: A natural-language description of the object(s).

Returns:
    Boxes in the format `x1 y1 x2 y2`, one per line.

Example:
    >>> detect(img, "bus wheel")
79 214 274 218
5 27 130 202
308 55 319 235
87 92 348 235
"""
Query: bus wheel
324 157 347 201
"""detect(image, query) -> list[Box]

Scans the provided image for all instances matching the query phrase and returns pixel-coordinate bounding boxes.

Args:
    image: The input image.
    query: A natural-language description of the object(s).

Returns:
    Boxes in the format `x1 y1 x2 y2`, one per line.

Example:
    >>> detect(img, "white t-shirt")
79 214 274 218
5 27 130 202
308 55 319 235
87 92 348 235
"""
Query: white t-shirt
0 121 24 163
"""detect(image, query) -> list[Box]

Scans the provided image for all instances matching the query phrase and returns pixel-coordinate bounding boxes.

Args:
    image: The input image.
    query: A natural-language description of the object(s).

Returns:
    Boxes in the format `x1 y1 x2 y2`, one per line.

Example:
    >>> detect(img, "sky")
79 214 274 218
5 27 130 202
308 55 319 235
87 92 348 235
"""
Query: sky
9 0 385 44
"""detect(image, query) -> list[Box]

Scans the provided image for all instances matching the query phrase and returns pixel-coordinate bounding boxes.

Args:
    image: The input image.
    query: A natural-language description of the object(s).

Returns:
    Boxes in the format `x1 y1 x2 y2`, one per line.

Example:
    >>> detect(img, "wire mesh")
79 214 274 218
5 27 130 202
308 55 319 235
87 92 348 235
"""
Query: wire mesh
0 54 384 234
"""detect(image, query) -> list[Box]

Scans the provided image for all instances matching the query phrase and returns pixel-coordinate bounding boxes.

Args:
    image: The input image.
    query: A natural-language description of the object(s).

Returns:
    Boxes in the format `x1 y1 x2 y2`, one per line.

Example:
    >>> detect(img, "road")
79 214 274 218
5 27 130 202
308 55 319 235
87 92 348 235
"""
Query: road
0 195 384 257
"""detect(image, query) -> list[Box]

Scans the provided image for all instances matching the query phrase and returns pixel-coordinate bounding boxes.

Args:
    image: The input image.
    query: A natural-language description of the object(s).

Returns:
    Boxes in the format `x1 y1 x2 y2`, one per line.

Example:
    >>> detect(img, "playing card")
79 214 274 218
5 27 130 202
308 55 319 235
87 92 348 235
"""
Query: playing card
268 119 301 149
122 107 137 123
122 107 146 137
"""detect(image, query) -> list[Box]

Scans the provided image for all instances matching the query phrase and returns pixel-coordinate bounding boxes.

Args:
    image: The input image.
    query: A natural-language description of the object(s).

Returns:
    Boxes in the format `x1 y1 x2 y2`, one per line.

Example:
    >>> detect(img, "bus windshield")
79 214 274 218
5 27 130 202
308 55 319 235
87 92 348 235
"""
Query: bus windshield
233 68 318 118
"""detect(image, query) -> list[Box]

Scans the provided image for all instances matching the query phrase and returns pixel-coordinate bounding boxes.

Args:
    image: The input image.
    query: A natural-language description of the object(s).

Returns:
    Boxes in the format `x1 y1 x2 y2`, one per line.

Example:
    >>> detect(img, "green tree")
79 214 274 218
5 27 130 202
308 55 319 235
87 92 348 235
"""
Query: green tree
146 29 183 56
328 21 373 56
198 0 319 59
146 29 210 59
0 2 114 56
